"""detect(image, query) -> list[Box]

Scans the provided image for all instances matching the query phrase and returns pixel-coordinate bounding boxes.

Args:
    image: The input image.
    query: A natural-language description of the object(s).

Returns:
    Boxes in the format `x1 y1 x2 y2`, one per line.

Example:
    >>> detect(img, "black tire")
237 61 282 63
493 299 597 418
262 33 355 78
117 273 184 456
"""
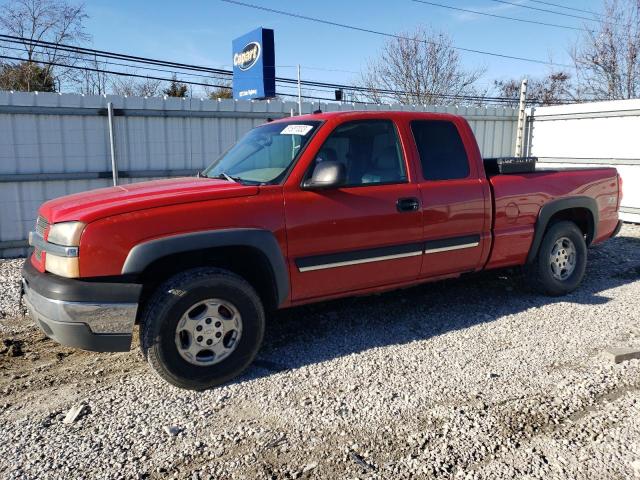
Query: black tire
526 220 587 296
140 268 265 390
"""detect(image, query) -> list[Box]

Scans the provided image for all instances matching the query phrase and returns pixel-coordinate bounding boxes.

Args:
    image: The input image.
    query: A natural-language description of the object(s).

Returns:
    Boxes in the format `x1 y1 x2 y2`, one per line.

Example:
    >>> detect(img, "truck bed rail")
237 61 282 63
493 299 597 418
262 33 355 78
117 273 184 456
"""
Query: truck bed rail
484 157 537 175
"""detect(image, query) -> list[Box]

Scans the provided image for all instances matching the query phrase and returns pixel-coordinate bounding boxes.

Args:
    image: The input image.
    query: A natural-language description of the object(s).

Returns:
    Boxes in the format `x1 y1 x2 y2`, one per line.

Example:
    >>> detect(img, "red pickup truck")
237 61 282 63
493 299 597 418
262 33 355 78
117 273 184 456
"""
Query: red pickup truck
22 111 622 390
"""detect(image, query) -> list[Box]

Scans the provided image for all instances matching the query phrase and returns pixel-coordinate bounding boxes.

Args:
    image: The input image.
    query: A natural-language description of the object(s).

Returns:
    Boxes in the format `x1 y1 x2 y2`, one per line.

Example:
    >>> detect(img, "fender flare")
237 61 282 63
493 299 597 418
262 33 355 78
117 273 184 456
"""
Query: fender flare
526 196 598 264
121 229 289 306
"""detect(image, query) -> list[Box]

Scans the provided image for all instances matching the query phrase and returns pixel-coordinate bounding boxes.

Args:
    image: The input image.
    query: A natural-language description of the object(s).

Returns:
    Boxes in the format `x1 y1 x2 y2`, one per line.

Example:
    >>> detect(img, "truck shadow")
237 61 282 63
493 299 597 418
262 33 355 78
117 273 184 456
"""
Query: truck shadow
241 230 640 381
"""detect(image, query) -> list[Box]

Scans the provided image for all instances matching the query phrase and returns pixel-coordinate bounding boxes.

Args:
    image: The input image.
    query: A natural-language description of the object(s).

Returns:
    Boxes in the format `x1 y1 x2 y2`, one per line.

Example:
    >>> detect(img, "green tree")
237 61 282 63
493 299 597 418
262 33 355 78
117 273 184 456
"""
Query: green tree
163 75 188 97
208 87 233 100
204 77 232 100
0 61 56 92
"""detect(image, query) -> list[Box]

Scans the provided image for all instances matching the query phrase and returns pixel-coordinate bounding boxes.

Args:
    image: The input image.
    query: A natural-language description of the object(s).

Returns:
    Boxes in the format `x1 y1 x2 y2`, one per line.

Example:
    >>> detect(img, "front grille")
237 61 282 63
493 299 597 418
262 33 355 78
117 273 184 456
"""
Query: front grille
35 215 49 236
34 215 49 262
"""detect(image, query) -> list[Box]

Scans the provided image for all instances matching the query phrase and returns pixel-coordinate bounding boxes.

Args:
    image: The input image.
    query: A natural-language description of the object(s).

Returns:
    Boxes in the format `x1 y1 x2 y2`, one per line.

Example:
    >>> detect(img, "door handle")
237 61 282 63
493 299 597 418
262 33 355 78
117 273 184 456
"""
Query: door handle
396 197 420 212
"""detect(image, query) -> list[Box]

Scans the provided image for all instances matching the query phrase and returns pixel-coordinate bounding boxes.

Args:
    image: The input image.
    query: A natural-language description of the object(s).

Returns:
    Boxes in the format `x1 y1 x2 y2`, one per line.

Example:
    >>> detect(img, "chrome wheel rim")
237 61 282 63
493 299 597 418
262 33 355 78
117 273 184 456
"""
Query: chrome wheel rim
174 299 242 366
549 237 577 281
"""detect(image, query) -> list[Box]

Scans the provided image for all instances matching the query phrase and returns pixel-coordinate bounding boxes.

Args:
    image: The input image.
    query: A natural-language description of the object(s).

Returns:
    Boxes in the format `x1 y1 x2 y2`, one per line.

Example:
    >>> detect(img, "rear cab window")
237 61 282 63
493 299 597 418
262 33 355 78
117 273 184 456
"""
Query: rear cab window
411 120 470 181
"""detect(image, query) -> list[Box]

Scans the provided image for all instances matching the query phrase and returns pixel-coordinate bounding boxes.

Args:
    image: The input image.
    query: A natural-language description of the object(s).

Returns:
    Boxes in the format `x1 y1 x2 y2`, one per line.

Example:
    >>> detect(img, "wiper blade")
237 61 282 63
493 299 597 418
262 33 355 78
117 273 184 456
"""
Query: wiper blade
219 172 237 183
208 172 259 185
211 172 241 183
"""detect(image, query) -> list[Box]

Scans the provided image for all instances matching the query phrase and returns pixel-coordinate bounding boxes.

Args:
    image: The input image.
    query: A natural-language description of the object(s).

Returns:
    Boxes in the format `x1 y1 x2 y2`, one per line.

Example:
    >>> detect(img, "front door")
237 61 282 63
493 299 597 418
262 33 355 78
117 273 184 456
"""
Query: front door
284 119 423 301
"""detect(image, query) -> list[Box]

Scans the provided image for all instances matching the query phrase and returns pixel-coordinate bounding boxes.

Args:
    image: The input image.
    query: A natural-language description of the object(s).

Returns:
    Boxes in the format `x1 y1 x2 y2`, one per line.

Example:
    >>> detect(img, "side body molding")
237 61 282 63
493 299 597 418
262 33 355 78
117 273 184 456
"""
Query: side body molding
526 196 598 264
121 229 289 306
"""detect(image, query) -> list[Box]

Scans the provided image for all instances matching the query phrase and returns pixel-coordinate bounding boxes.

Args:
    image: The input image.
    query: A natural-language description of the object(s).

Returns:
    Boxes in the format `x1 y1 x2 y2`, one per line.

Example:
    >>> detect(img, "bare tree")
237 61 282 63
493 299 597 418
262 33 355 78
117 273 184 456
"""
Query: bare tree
77 54 108 95
494 71 574 107
110 76 163 97
570 0 640 100
0 0 89 91
358 26 485 105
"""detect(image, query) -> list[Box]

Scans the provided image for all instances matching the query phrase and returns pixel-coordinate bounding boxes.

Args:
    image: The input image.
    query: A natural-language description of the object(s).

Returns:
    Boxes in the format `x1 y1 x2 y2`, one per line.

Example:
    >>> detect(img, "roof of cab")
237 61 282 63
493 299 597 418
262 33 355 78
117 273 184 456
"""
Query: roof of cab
272 110 464 123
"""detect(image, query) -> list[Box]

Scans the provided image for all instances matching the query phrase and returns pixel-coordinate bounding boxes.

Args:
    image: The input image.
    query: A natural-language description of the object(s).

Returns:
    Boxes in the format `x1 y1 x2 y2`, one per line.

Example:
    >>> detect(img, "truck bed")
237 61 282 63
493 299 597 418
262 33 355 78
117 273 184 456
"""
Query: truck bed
485 166 620 270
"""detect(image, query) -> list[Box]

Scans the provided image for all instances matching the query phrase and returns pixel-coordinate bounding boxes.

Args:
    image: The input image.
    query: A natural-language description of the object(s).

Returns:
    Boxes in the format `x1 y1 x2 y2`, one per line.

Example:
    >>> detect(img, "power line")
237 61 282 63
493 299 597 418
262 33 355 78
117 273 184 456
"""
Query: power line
0 53 233 90
0 34 369 92
527 0 605 18
0 34 535 104
2 51 578 105
2 48 540 105
0 34 231 76
8 53 517 104
0 53 391 105
412 0 588 31
484 0 603 23
278 65 360 74
0 42 335 95
2 34 587 105
0 41 232 83
219 0 572 68
211 63 360 74
1 34 361 79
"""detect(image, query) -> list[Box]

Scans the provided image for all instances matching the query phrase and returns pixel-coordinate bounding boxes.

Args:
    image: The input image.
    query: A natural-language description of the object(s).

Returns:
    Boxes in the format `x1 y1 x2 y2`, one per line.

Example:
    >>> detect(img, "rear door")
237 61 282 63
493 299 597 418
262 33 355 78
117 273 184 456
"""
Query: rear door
410 119 490 277
284 119 423 301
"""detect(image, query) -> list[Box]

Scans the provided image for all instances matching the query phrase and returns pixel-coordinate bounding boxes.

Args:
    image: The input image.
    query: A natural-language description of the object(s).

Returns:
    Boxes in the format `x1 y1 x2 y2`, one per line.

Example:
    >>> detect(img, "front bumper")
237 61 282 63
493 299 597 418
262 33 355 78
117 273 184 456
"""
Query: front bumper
22 260 142 352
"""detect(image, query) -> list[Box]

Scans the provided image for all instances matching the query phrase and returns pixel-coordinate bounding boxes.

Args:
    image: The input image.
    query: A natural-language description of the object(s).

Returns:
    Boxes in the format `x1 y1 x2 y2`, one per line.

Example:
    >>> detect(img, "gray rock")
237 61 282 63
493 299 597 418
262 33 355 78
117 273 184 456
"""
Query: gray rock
604 347 640 363
163 426 183 437
63 404 88 424
303 462 318 472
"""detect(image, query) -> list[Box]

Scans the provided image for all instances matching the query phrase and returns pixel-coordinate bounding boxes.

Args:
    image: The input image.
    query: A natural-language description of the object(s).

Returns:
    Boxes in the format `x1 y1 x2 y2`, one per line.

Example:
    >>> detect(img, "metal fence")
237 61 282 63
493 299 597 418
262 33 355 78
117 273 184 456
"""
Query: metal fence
0 91 518 256
527 99 640 223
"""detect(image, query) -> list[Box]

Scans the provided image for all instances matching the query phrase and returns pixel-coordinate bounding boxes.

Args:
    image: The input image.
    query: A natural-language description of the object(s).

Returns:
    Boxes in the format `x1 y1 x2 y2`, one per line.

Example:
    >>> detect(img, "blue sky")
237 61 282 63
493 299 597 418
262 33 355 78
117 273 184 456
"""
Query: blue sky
85 0 603 93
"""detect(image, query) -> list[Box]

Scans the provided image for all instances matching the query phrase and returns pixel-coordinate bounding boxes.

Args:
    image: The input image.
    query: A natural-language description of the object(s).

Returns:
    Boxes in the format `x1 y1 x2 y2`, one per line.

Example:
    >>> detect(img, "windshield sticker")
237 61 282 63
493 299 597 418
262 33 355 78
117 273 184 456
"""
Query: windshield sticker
280 124 314 135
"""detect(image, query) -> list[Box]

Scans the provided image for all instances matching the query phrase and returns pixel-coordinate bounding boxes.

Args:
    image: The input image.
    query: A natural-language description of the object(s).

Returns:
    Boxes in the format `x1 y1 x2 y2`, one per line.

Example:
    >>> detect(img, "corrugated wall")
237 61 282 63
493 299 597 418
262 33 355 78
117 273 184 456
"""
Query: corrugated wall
528 99 640 223
0 91 518 256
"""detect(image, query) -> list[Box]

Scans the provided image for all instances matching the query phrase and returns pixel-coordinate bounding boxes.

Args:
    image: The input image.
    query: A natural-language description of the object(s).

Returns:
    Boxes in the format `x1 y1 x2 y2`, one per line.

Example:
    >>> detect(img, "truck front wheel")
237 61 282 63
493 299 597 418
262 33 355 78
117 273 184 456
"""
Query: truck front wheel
140 268 265 390
527 220 587 296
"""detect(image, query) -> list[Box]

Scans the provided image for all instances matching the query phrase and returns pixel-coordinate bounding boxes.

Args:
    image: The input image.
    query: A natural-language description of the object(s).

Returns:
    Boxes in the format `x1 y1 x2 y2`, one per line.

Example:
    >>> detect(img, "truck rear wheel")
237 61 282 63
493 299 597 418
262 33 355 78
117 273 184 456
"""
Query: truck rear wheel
140 268 264 390
527 220 587 296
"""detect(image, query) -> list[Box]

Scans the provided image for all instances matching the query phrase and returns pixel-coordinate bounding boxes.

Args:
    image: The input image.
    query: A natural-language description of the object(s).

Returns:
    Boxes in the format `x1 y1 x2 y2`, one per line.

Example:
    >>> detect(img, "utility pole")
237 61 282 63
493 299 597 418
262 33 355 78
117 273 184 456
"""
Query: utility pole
297 64 302 116
515 78 528 157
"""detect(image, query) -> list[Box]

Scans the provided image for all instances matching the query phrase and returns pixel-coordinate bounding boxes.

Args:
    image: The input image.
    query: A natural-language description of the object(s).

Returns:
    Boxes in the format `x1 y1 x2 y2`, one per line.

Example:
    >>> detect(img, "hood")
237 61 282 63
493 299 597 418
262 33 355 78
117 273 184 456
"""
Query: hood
40 177 259 224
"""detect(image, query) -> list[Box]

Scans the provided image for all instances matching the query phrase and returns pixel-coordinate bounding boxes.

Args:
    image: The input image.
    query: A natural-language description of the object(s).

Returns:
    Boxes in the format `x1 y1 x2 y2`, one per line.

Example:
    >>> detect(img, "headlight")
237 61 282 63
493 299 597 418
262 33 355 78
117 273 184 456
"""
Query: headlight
45 254 79 278
47 221 85 246
44 221 84 278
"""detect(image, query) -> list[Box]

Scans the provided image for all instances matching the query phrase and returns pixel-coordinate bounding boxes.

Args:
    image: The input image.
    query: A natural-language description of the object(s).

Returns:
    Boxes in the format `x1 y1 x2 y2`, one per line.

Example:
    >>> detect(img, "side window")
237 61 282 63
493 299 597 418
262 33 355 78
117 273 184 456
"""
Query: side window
411 120 470 181
313 120 407 186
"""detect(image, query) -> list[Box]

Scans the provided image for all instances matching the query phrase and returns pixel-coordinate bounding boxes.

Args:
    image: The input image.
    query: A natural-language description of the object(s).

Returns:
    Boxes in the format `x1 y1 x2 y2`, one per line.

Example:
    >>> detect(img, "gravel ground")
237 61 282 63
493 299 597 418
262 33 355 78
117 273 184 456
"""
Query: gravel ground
1 225 640 479
0 259 24 321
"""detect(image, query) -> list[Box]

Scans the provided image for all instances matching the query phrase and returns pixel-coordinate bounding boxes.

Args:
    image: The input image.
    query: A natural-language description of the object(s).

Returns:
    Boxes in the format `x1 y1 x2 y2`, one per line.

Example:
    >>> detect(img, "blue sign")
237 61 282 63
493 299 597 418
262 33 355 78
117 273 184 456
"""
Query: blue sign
232 28 275 100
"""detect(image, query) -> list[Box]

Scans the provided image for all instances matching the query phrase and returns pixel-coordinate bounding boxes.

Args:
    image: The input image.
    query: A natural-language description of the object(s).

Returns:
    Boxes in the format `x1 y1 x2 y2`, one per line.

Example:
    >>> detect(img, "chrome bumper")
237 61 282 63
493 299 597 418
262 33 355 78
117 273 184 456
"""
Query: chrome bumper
22 278 137 352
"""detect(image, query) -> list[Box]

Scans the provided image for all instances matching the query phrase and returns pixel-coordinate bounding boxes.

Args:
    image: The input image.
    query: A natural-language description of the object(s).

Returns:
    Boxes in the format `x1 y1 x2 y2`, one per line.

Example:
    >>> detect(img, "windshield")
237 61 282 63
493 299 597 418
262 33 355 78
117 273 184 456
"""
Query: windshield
203 120 321 184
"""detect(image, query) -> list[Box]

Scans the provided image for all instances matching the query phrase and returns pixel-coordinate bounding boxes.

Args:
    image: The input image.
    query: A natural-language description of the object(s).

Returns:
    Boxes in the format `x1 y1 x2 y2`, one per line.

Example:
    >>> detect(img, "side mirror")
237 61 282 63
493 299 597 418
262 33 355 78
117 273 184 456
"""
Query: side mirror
303 161 346 189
